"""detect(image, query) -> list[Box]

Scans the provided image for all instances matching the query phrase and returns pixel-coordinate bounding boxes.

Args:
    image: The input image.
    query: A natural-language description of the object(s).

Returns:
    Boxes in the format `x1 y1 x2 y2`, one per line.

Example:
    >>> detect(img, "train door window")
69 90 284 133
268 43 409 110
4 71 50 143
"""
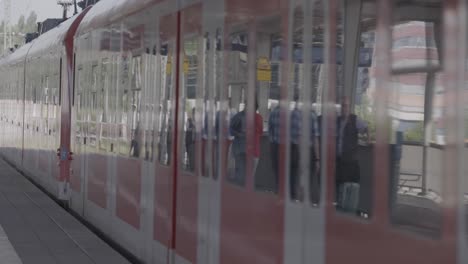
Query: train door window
108 55 117 154
75 66 84 144
157 42 175 166
42 76 49 136
202 33 213 178
226 30 248 187
88 64 98 148
213 28 223 180
181 37 198 172
194 29 224 180
245 16 282 194
129 55 143 158
388 1 443 237
287 1 323 204
118 54 130 156
99 58 111 152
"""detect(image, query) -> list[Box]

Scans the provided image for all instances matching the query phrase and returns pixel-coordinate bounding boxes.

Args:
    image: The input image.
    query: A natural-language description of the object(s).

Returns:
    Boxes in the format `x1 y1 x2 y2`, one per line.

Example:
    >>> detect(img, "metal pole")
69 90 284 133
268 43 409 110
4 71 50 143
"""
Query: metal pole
74 0 78 15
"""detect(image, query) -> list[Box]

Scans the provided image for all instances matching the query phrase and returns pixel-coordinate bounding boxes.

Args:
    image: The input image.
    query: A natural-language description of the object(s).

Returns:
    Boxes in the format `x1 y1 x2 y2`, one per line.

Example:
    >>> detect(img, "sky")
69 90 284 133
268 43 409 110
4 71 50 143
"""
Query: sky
2 0 64 24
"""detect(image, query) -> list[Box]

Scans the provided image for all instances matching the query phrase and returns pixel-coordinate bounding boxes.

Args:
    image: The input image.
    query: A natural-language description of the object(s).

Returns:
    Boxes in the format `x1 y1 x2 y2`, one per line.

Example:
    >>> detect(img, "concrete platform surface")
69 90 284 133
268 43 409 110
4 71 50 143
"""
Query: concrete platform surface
0 158 131 264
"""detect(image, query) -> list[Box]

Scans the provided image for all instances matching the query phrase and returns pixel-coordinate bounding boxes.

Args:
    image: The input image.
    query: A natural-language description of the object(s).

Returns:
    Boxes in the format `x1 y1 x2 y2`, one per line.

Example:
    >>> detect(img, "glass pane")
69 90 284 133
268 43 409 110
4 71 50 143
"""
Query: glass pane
213 28 223 180
335 0 374 217
181 37 198 172
142 33 157 161
254 16 281 194
392 21 440 70
157 15 177 165
388 2 443 236
129 56 143 158
227 30 248 186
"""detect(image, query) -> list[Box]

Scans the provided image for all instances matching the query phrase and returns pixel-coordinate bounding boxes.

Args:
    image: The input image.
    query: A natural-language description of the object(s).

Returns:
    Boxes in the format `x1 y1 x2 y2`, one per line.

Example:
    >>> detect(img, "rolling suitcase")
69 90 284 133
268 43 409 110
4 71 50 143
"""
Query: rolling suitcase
338 182 360 213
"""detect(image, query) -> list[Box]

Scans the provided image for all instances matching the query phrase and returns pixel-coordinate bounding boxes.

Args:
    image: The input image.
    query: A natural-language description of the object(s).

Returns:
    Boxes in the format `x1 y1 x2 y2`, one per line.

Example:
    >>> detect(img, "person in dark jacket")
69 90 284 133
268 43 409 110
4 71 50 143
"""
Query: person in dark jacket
185 108 196 170
336 97 368 199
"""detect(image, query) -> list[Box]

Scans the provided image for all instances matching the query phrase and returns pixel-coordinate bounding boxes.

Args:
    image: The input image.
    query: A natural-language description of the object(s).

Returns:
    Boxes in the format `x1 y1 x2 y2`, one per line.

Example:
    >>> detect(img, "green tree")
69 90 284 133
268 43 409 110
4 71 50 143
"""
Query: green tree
355 95 376 142
26 11 38 33
17 15 25 33
404 121 424 142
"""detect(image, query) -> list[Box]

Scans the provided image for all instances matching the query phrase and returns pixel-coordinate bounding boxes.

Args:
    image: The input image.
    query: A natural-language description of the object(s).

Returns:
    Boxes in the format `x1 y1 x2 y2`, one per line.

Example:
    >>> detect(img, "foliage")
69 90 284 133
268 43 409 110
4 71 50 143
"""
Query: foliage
404 121 424 142
0 11 37 52
355 95 376 142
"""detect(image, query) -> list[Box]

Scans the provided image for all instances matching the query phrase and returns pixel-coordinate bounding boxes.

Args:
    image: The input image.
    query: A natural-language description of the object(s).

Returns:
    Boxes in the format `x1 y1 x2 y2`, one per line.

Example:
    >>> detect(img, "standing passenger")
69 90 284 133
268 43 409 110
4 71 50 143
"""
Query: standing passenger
230 104 247 185
185 108 195 170
289 96 320 201
268 104 280 192
336 97 368 205
252 101 263 177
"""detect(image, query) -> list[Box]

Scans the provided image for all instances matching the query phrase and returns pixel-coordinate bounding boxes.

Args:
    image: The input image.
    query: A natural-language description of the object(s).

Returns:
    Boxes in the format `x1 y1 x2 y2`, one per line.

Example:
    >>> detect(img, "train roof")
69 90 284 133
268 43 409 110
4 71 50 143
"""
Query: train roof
76 0 164 35
0 9 90 69
27 14 82 60
0 42 32 67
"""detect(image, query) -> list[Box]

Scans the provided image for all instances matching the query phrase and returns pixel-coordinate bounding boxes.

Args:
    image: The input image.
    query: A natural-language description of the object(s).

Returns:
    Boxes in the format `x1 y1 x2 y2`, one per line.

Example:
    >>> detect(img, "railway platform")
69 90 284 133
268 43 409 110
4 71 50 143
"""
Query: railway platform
0 158 131 264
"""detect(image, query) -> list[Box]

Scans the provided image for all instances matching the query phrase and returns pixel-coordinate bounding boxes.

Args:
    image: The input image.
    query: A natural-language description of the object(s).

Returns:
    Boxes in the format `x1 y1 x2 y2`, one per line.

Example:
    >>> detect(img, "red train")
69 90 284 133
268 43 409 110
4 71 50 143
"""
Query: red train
0 0 467 263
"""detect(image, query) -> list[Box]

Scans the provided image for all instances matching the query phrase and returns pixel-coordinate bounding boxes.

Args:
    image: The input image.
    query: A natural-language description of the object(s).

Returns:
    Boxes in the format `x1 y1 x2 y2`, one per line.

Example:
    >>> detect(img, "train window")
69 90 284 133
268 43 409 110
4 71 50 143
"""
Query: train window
76 67 84 121
32 83 37 104
244 16 281 194
157 42 175 166
53 74 59 106
226 30 248 187
202 34 212 178
288 1 323 204
213 28 223 180
388 1 443 237
143 48 157 161
42 76 49 135
181 37 198 172
333 0 375 217
87 64 98 148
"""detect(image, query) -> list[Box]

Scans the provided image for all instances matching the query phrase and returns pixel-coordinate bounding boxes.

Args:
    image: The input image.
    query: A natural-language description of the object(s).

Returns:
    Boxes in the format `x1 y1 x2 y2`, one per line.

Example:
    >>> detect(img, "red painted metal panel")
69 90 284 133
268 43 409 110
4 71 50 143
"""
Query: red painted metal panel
175 170 198 262
154 165 172 246
70 153 82 192
174 4 201 262
87 153 108 209
220 184 284 264
218 1 289 263
116 158 142 229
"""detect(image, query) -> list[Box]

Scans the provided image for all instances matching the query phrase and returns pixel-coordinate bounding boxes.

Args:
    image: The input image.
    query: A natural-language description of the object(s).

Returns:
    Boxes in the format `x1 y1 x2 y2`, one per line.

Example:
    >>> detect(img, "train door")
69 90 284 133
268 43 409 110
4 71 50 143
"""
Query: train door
282 0 328 263
50 61 61 192
174 3 203 264
193 1 225 263
152 7 178 264
323 0 457 264
39 73 52 187
70 60 86 215
214 1 293 263
139 19 159 263
83 28 113 237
